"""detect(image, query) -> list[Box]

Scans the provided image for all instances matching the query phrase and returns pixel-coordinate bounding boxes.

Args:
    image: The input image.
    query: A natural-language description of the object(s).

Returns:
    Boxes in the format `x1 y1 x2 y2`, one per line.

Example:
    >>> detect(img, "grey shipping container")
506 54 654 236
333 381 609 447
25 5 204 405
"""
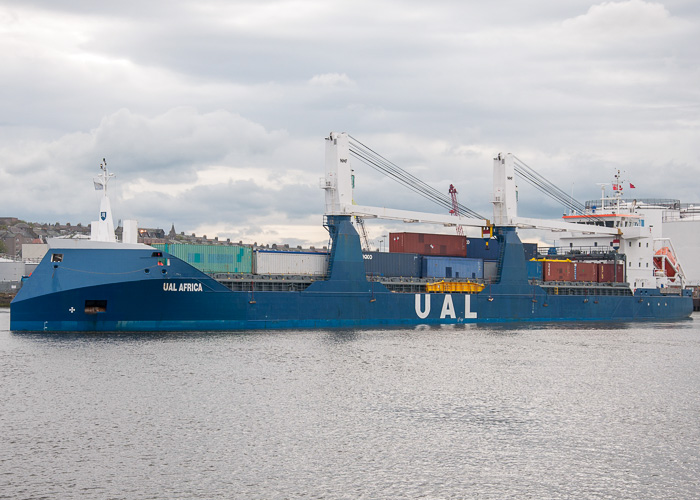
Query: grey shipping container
422 256 484 279
484 261 499 282
363 252 422 277
255 250 328 275
152 243 253 274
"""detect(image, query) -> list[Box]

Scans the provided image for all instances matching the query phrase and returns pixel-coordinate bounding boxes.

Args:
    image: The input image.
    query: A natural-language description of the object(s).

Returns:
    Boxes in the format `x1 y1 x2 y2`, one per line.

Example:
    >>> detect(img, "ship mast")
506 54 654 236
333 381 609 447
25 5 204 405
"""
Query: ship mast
90 158 117 242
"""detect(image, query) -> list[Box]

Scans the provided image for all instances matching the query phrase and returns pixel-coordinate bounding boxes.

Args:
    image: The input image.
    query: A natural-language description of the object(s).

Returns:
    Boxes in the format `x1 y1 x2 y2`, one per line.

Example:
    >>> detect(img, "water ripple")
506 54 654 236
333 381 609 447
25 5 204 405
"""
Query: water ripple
2 309 699 499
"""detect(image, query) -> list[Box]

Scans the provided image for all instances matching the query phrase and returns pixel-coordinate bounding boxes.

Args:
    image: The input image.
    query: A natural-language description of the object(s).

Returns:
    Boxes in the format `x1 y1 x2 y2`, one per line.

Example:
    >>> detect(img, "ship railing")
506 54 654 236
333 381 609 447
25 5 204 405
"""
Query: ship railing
585 198 680 210
536 246 619 260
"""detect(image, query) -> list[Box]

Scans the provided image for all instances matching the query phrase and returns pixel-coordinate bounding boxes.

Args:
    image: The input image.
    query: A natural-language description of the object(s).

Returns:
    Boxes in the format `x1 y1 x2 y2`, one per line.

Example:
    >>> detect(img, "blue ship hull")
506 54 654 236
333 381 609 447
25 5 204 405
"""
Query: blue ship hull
10 217 693 332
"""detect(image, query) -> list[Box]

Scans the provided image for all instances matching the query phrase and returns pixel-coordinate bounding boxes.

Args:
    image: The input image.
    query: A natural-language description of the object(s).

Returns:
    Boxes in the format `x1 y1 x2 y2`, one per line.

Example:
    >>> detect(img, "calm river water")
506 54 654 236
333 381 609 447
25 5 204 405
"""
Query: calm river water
1 308 699 499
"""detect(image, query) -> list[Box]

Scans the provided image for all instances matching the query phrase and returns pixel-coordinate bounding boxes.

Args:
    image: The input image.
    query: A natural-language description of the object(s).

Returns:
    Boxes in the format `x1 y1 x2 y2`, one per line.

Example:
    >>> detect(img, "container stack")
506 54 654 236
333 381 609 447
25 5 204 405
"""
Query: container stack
151 243 253 274
530 259 625 283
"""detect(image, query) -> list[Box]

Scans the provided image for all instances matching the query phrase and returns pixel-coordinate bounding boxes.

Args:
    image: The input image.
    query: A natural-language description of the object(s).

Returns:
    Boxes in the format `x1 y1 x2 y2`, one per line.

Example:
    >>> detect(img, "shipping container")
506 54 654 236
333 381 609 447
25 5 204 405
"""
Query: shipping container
543 260 574 281
526 260 543 280
484 261 499 282
598 263 625 283
152 243 253 274
422 256 483 279
255 250 328 275
573 262 598 282
390 232 466 257
523 243 538 261
362 251 422 277
466 238 500 260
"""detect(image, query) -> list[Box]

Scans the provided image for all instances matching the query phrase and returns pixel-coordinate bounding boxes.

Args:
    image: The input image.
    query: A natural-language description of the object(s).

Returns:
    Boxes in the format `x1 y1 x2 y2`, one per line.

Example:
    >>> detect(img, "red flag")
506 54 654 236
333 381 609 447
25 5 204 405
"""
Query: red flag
612 184 619 191
629 183 636 189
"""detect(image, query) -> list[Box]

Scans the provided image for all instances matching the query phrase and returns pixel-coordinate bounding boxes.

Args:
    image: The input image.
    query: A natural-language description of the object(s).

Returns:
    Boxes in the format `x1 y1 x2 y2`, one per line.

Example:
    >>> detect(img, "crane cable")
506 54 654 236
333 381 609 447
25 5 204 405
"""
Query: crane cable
346 136 599 225
348 136 485 220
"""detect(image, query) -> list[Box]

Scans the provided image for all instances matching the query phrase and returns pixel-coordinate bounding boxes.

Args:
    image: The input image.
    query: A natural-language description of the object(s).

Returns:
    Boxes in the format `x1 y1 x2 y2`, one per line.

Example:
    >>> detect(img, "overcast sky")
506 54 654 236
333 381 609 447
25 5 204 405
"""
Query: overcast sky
1 0 698 247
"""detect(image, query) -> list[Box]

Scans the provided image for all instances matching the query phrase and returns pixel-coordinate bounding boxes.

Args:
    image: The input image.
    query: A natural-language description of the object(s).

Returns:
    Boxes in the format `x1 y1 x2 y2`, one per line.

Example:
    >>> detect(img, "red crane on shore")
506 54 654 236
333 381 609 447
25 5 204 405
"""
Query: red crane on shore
448 184 464 236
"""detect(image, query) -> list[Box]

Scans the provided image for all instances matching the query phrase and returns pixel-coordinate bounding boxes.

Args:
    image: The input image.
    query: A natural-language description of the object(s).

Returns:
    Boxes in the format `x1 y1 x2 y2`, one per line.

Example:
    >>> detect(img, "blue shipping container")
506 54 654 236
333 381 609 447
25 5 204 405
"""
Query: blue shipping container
526 260 543 280
422 256 484 279
363 252 422 277
466 238 501 260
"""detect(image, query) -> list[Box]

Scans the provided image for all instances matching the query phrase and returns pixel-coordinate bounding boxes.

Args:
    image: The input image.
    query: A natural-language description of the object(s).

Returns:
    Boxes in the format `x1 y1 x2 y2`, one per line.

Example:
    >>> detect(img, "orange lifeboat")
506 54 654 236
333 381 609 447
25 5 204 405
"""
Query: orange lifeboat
653 247 677 277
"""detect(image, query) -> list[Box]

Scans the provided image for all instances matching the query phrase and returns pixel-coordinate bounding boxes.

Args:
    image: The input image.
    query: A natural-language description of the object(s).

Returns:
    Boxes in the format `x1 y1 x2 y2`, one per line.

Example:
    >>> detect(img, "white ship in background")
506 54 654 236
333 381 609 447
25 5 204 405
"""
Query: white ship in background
553 172 700 287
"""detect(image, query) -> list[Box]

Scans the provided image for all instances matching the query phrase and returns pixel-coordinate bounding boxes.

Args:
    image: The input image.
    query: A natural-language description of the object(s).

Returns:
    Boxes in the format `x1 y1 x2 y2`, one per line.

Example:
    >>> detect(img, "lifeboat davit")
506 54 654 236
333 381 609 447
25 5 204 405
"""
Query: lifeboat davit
653 247 677 277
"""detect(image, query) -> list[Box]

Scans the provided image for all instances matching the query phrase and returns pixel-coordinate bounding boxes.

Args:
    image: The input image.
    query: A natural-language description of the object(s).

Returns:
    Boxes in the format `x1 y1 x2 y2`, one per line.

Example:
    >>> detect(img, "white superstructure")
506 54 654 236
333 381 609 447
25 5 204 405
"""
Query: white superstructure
89 159 138 244
556 175 687 289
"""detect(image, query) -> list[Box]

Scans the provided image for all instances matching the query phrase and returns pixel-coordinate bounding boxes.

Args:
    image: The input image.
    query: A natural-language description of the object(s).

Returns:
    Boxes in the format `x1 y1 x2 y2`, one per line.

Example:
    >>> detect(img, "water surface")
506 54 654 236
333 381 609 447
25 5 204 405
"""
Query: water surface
2 308 699 499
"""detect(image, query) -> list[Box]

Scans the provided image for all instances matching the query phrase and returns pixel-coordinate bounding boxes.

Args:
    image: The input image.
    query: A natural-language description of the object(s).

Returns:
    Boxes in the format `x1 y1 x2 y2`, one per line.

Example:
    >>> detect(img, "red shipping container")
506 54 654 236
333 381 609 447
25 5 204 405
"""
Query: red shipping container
389 232 466 257
573 262 598 282
543 261 574 281
598 263 625 283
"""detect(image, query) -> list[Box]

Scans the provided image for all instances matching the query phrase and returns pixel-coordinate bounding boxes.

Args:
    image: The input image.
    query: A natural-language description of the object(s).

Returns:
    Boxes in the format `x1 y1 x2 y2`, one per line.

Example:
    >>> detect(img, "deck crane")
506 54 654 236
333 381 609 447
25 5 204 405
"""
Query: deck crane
321 132 684 290
322 132 626 236
448 184 464 236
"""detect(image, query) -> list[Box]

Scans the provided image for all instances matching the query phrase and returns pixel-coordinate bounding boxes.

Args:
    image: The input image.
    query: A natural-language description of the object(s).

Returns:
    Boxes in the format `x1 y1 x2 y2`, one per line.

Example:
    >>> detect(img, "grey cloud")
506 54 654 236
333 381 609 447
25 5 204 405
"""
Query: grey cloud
1 0 699 243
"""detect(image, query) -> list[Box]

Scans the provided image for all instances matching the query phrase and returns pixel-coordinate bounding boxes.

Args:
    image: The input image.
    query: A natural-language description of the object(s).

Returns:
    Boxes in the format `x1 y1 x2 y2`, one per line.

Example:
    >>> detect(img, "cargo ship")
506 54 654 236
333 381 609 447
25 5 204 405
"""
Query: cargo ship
9 133 693 331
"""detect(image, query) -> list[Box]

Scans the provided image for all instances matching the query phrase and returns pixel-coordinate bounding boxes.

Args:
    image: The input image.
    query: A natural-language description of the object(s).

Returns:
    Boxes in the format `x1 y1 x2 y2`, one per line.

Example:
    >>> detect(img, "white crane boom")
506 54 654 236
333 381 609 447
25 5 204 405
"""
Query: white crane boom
322 132 624 237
